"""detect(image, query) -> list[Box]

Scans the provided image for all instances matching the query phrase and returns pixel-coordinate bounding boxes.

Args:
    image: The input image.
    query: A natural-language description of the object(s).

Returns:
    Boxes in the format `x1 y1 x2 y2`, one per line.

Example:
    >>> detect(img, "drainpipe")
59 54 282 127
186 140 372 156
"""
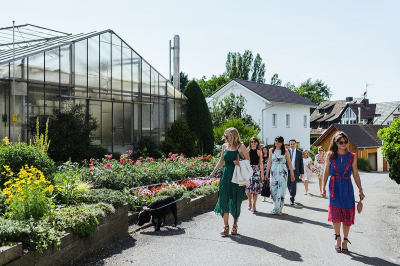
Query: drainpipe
358 107 361 123
261 103 274 144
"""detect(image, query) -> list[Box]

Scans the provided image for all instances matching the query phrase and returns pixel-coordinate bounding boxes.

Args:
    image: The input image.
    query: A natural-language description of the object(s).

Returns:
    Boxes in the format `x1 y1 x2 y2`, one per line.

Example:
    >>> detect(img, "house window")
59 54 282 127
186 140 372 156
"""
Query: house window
286 114 290 128
303 115 307 128
272 114 277 127
387 121 391 126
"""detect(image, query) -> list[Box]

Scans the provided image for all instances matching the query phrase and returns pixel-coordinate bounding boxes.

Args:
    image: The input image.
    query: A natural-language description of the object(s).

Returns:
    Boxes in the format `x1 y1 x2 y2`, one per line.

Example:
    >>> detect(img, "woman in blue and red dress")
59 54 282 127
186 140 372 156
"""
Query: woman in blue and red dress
322 131 365 253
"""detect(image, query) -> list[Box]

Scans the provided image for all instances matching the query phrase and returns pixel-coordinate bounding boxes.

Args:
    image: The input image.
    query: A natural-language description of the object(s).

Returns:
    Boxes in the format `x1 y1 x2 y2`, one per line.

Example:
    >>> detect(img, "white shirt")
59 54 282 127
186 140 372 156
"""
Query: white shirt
290 148 296 170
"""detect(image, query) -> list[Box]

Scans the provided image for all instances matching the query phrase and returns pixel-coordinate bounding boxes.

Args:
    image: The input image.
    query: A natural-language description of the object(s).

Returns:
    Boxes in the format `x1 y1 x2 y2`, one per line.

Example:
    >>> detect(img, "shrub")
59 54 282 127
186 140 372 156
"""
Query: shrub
0 142 56 187
0 191 6 215
80 188 128 208
378 119 400 184
135 137 163 159
2 165 56 220
40 104 99 162
357 158 371 172
213 118 260 146
53 161 85 206
156 185 187 199
0 218 62 252
183 80 215 154
187 183 218 198
166 120 201 157
87 145 109 160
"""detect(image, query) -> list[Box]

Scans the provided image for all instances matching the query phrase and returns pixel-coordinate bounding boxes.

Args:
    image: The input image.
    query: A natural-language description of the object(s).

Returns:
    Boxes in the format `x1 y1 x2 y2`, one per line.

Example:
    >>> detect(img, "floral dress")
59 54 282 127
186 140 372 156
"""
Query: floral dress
314 153 326 179
245 149 262 194
328 152 355 226
270 149 288 214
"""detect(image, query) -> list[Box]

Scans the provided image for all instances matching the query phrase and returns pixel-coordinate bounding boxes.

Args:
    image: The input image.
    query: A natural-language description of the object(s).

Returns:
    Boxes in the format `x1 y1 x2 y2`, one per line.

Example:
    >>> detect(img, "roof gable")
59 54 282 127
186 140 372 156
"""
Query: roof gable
334 124 381 148
232 79 317 107
373 101 400 125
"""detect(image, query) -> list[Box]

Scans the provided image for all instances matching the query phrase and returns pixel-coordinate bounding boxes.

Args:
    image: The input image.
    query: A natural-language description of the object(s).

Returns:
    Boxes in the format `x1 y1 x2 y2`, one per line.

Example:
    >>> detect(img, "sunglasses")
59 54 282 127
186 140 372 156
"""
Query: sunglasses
275 139 282 143
250 140 257 143
337 140 348 145
224 135 229 139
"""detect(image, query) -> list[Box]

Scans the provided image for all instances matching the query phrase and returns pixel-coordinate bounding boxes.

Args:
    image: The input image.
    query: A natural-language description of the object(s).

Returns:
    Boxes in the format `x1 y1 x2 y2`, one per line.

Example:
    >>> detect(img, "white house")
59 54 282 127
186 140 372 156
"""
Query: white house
208 79 317 149
373 101 400 126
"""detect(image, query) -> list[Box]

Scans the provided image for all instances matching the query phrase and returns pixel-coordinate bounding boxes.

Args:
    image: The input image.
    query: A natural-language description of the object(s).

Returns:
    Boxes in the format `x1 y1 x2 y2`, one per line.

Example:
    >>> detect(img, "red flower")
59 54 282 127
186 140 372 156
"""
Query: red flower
90 158 95 163
168 152 172 157
120 159 124 164
106 154 112 160
89 168 93 172
129 150 133 155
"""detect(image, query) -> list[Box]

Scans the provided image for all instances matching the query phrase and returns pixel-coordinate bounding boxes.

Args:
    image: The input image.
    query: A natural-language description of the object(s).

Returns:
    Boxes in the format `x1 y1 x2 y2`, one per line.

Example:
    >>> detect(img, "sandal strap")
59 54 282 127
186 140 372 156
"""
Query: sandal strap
344 238 351 244
334 234 341 240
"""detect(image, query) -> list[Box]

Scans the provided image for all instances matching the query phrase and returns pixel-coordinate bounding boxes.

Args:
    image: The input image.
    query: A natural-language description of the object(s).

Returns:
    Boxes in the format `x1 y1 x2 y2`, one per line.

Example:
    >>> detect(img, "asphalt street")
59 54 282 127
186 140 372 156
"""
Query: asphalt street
79 172 400 266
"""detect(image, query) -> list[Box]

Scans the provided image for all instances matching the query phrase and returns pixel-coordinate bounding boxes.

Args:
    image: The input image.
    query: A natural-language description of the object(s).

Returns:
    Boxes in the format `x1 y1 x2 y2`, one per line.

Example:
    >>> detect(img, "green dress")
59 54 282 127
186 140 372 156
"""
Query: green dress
214 148 246 223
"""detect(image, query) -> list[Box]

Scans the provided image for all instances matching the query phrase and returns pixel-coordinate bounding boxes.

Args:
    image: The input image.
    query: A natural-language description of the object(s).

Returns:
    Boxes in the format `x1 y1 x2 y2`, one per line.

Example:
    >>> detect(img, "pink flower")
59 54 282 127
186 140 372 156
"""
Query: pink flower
89 164 93 167
166 158 171 162
120 159 124 164
191 163 194 167
106 154 112 160
102 167 106 170
90 158 95 163
139 157 143 160
129 159 133 164
168 152 172 157
102 158 106 163
136 160 142 166
129 150 133 155
89 168 93 172
143 169 147 172
160 163 164 169
187 165 191 168
179 162 182 165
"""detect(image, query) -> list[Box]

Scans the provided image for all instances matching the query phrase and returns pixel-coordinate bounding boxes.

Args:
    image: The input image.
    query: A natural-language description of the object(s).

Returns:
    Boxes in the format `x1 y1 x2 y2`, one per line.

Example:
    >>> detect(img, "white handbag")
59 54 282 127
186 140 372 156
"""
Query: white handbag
231 145 253 186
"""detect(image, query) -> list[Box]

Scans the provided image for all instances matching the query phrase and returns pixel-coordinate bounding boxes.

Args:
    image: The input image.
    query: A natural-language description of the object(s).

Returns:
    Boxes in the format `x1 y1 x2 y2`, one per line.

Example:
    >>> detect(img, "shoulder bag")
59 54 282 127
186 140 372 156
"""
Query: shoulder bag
232 144 253 186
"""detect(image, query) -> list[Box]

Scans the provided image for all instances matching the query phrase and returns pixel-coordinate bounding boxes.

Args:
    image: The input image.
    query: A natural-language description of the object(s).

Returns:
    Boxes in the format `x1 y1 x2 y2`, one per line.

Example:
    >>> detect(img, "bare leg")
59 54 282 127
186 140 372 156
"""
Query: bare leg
246 193 252 209
223 213 229 226
342 224 351 250
305 180 309 194
252 193 258 210
333 222 341 248
319 178 323 193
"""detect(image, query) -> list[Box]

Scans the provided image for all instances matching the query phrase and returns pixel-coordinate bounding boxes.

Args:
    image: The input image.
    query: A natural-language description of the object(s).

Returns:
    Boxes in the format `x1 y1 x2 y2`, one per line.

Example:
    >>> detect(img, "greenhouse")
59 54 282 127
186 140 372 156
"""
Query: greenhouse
0 24 187 153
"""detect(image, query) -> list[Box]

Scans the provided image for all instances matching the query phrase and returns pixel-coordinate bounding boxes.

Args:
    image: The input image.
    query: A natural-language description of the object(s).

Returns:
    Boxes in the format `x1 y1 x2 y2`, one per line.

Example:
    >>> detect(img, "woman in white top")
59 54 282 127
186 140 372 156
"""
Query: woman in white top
314 146 326 195
302 150 313 195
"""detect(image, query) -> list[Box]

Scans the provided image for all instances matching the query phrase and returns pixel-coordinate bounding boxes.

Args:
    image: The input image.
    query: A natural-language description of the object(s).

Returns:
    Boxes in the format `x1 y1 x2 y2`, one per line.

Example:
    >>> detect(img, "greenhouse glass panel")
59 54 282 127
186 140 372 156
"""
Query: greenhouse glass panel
0 82 9 140
89 100 101 146
11 59 27 80
175 99 182 120
0 63 9 79
132 51 140 101
133 103 141 143
44 85 60 117
28 52 44 83
142 61 150 95
27 83 44 131
122 45 132 101
88 36 100 98
10 82 27 142
111 35 122 101
74 39 87 89
159 76 166 97
166 83 175 97
151 97 160 143
182 98 188 121
45 49 60 84
175 88 183 99
100 33 111 100
101 101 112 150
113 102 124 145
151 68 158 96
123 103 133 146
167 98 174 125
60 45 72 86
159 97 166 141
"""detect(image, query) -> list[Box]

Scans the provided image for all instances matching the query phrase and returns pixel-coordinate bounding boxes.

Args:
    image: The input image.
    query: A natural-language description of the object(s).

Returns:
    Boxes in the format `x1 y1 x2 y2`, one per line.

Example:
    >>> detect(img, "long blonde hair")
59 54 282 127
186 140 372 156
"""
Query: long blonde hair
225 127 241 148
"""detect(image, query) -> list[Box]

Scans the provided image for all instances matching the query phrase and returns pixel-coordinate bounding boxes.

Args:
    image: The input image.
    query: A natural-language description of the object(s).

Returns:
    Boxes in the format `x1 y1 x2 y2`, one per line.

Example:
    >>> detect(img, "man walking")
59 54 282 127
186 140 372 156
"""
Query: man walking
287 139 304 205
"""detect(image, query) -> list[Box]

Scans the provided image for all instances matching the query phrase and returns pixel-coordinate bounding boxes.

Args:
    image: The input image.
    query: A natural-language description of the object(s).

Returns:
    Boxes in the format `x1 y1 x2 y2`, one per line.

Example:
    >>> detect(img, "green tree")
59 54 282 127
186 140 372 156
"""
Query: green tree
164 120 201 157
213 118 260 147
211 93 260 130
197 75 231 97
225 50 265 83
270 73 282 86
183 80 214 154
171 72 189 92
378 118 400 184
293 78 332 105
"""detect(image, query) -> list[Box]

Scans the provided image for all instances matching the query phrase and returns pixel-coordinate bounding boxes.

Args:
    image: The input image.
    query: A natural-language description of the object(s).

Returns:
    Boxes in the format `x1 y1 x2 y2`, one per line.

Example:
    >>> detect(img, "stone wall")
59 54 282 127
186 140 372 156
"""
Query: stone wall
1 204 129 266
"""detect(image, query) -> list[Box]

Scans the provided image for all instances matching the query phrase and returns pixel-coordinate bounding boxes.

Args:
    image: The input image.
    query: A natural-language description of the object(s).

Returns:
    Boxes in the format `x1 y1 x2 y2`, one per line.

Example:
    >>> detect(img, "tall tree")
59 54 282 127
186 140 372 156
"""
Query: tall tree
293 78 332 104
251 54 265 83
196 75 230 97
378 119 400 184
270 73 282 86
171 71 189 92
211 93 260 130
183 80 214 154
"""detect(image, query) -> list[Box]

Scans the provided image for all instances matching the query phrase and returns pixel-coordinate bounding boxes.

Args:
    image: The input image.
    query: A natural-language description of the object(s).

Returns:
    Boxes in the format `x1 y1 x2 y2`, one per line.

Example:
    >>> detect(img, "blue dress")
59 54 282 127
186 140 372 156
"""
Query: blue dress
328 152 355 226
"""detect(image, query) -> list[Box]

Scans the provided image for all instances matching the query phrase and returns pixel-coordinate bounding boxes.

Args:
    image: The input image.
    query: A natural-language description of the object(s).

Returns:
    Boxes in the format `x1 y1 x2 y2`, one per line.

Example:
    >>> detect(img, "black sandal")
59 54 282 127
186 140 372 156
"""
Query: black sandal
342 238 351 253
334 234 341 253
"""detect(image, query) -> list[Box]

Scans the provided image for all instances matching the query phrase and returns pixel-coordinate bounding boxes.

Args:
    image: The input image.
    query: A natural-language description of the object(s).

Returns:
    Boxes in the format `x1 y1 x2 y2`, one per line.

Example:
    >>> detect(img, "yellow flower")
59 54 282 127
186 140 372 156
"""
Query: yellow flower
18 197 24 201
3 180 11 186
34 180 41 185
27 180 31 185
50 205 55 209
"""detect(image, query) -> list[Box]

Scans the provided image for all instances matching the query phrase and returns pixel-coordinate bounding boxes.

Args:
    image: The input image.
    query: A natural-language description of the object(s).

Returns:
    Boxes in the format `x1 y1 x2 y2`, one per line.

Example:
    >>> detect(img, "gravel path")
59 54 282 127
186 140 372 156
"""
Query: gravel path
76 172 400 266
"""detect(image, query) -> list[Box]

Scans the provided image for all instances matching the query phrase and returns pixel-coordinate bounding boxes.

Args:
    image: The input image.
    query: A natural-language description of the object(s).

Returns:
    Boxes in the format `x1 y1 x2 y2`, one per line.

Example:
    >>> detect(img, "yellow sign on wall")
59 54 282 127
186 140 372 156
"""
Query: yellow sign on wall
12 114 17 122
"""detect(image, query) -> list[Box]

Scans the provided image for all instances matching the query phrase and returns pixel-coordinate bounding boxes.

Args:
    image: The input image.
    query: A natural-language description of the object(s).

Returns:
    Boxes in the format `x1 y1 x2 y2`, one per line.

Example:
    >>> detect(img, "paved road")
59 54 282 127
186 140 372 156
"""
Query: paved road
79 172 400 266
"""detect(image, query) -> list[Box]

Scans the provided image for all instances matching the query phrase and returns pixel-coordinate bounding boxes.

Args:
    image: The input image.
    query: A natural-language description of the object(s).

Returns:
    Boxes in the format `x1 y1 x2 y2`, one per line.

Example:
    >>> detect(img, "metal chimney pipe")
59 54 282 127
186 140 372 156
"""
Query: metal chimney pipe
358 107 361 123
173 35 180 91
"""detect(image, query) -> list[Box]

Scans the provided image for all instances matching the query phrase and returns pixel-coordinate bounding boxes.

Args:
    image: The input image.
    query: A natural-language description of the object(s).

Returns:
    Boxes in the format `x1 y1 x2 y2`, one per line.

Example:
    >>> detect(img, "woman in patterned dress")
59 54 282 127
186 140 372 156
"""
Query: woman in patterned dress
245 137 264 212
211 127 249 235
264 136 295 215
302 150 312 195
322 131 365 253
314 146 326 194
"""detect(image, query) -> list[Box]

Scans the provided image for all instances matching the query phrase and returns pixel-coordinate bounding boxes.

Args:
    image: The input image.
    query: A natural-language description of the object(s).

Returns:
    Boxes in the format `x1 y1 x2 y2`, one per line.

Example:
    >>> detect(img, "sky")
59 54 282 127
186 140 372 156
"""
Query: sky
2 0 399 103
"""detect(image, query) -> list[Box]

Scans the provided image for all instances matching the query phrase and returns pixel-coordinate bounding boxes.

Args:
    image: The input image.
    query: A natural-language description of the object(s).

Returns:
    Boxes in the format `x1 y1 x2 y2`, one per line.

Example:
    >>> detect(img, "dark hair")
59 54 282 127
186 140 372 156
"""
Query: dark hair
329 131 349 160
289 139 296 144
273 136 286 155
247 137 261 150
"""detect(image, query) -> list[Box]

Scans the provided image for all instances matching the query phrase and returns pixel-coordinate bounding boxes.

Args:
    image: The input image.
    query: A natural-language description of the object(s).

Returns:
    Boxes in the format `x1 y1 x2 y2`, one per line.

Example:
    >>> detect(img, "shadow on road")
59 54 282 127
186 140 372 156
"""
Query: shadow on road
140 226 186 236
348 252 399 265
254 211 332 229
290 202 328 213
230 234 303 262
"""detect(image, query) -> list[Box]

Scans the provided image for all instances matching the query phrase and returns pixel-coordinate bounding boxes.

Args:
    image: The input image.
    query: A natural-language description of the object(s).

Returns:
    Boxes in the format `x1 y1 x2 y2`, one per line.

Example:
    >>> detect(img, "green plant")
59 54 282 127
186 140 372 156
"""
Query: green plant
0 218 62 252
80 188 128 208
357 158 371 172
183 80 215 154
0 142 56 188
31 117 50 154
156 185 187 199
165 120 201 157
2 165 55 220
213 118 260 146
135 137 163 159
1 137 12 147
53 161 84 205
378 119 400 184
0 191 6 215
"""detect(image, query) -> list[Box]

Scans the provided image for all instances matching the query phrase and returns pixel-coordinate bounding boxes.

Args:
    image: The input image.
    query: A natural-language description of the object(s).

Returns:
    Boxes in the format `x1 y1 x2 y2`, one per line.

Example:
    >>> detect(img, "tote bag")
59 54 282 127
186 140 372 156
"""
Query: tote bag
232 145 252 186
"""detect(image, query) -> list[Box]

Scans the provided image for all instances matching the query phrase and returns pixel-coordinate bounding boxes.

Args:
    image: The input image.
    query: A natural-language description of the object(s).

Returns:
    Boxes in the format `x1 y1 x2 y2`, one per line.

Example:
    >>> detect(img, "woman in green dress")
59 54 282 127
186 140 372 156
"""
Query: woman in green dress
210 127 249 236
